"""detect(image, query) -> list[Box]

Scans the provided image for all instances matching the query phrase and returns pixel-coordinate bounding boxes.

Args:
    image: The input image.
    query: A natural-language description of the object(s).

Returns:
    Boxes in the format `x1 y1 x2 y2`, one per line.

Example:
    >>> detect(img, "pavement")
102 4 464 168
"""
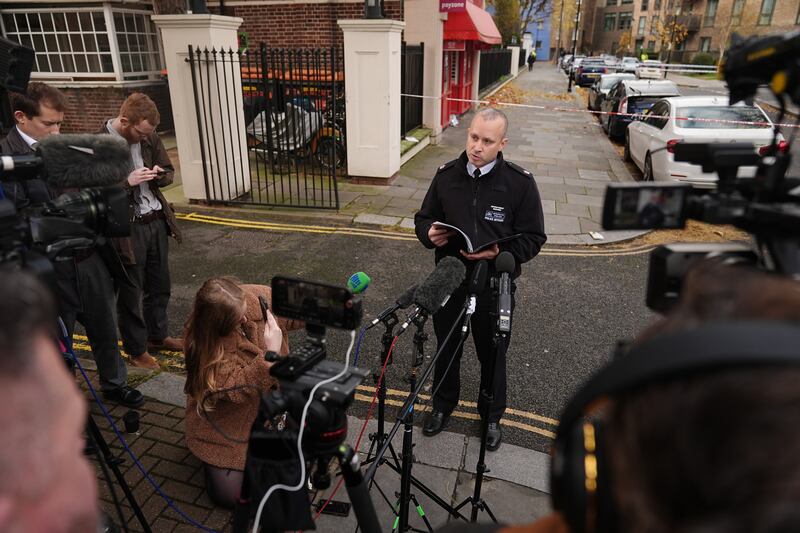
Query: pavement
81 356 553 532
162 62 648 246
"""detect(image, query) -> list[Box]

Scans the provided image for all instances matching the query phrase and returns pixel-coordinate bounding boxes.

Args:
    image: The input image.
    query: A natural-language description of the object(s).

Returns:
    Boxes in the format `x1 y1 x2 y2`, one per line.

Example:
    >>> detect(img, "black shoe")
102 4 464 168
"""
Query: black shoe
423 410 450 437
486 422 502 451
103 386 144 408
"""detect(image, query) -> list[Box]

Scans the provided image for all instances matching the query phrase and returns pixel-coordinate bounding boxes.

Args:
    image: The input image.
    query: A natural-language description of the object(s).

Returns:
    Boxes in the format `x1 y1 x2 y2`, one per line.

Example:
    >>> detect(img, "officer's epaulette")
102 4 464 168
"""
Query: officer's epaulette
435 159 457 173
505 160 534 179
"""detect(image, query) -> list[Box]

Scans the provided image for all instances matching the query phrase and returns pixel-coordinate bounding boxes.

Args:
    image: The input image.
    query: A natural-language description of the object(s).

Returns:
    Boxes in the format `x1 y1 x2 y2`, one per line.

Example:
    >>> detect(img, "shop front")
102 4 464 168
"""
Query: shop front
439 0 501 127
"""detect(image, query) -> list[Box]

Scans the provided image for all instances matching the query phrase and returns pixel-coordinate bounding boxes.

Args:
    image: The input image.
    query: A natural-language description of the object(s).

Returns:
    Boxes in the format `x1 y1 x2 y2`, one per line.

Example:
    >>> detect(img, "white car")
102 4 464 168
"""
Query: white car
625 96 785 189
636 60 665 79
620 57 640 73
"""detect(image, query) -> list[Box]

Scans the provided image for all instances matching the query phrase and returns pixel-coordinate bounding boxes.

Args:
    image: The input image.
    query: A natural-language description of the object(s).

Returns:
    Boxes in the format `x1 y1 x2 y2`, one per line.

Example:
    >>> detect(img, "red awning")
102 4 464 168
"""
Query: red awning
443 2 502 45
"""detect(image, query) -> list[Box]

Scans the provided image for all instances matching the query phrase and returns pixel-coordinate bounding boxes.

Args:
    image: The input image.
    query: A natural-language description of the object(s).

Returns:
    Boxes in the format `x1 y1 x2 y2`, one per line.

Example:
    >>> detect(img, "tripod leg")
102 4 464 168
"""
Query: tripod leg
409 494 434 532
86 427 130 533
85 415 152 532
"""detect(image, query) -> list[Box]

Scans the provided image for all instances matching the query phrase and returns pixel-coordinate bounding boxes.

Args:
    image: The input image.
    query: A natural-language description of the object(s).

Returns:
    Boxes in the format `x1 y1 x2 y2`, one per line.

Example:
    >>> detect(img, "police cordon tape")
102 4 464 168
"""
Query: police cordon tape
400 93 800 129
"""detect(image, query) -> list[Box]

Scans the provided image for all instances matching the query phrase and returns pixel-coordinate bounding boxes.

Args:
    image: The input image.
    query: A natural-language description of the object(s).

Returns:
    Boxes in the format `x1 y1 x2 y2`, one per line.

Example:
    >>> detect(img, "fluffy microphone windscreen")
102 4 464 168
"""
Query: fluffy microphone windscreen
39 134 133 189
414 256 466 314
347 272 371 294
495 251 516 274
396 284 417 307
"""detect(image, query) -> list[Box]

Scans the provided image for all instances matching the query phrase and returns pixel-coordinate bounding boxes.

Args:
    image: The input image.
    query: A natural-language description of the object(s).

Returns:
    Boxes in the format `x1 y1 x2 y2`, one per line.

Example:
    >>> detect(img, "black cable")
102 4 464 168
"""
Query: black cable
198 385 267 444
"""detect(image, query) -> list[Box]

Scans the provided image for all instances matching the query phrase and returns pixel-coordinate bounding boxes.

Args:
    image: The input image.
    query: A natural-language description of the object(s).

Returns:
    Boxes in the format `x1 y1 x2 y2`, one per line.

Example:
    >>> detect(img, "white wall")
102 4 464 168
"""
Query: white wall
404 0 446 139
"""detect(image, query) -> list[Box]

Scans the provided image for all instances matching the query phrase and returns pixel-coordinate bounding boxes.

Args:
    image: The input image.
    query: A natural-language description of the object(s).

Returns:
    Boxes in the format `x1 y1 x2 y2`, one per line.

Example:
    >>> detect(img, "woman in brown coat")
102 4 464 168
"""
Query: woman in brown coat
183 277 303 507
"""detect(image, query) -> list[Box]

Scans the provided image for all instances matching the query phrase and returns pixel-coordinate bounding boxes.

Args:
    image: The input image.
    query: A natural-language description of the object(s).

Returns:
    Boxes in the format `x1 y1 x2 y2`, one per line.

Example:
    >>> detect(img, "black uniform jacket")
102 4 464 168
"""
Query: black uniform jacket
414 151 547 279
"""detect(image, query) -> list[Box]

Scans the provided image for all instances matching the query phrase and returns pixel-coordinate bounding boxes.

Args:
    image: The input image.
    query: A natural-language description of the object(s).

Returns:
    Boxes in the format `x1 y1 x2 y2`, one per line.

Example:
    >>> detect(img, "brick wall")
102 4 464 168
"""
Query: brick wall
216 1 402 49
56 82 174 134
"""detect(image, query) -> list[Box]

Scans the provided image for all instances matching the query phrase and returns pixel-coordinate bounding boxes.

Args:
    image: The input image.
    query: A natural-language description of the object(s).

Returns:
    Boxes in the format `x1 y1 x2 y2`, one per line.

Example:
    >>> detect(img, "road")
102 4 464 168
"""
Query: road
163 214 656 454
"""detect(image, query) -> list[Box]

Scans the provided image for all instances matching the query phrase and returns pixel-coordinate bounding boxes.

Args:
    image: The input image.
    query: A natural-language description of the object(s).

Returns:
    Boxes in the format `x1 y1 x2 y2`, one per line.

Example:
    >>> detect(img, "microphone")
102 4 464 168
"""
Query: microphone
495 252 515 333
37 134 132 189
347 271 371 294
401 256 466 330
462 260 488 335
367 284 417 329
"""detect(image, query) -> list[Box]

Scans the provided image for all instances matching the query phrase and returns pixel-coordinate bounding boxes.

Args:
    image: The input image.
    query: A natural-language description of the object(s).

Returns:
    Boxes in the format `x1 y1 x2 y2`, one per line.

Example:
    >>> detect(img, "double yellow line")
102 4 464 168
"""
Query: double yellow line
70 334 559 439
176 211 653 257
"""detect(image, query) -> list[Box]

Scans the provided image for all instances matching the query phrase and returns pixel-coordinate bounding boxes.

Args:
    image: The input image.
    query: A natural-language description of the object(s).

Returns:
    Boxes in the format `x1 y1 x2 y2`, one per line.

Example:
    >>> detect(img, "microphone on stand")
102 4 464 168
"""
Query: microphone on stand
495 252 515 333
366 284 417 330
400 257 466 331
462 260 488 336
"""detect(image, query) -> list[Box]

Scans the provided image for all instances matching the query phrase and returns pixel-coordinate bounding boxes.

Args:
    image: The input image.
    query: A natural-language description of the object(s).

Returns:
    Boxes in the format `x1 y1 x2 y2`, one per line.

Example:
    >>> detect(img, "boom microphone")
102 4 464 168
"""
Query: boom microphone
367 284 417 329
37 134 132 189
401 257 466 329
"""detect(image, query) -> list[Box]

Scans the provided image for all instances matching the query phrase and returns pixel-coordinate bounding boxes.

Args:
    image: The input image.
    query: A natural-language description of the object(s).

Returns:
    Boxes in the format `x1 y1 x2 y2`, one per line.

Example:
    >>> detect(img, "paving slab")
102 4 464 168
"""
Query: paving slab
354 213 402 226
463 437 551 494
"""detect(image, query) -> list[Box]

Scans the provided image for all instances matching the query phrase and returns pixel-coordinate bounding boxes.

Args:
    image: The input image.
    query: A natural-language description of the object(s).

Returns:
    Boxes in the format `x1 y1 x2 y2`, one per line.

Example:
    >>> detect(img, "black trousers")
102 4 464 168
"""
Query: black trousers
431 283 515 423
117 216 172 356
61 253 128 392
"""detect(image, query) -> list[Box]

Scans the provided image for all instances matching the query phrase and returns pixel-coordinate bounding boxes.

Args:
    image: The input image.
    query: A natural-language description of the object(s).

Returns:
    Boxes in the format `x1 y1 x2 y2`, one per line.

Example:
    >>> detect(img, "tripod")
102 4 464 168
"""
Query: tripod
59 319 151 533
364 306 473 530
453 276 509 523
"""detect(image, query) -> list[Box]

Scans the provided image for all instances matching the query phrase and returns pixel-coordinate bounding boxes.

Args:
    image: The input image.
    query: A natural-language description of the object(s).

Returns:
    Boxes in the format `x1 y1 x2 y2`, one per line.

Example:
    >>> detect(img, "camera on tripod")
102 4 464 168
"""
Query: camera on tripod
600 30 800 313
233 276 372 532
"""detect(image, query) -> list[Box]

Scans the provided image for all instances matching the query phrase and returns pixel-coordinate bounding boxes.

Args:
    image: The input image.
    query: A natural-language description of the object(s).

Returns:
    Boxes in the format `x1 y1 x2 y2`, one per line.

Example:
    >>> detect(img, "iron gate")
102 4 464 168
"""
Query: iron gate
187 44 345 209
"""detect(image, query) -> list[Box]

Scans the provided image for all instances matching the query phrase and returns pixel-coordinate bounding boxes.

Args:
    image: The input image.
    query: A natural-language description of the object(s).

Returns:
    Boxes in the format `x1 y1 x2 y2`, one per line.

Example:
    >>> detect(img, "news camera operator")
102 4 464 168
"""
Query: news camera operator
0 82 64 206
183 277 303 508
0 271 99 533
414 107 547 451
439 260 800 533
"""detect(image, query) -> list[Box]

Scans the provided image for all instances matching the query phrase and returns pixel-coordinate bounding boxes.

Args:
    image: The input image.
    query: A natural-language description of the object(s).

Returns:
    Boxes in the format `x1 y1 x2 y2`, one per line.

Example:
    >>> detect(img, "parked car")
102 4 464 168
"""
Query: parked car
588 73 636 111
601 79 680 139
636 59 665 79
575 59 609 87
567 56 586 79
625 96 785 188
619 57 640 73
559 54 574 70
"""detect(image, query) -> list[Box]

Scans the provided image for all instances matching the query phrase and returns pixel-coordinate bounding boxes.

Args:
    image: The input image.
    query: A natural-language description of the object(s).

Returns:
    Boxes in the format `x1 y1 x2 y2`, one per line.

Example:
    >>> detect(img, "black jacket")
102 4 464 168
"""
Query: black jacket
414 151 547 278
0 127 53 207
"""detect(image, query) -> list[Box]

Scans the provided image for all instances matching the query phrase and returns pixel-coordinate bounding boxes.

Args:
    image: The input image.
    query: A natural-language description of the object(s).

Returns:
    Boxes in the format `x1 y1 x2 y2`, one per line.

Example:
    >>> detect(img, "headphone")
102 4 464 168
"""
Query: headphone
550 320 800 533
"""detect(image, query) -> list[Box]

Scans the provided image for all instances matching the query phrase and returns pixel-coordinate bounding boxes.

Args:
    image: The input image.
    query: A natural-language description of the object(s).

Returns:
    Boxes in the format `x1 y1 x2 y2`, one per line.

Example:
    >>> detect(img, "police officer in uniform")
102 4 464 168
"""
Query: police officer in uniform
414 108 546 451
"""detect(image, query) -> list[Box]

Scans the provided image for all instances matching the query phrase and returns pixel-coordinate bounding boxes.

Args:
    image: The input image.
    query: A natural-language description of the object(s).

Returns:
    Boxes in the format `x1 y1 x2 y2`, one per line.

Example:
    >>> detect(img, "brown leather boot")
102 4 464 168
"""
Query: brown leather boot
130 352 160 370
148 336 184 352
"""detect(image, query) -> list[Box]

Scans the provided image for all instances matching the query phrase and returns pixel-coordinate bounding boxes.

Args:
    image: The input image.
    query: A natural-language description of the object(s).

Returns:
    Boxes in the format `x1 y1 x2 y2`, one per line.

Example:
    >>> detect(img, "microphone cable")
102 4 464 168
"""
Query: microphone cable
59 326 218 533
351 324 369 367
251 329 356 533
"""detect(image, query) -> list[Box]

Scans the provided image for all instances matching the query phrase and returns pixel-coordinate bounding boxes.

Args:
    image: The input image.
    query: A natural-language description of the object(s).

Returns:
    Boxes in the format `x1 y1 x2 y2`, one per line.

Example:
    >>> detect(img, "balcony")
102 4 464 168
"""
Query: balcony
678 14 702 31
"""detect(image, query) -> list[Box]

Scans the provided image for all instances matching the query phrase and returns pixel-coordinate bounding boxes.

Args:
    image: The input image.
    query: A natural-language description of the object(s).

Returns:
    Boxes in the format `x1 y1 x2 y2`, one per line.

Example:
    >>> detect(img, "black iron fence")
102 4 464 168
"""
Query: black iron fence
187 44 345 209
401 42 424 136
518 48 527 68
479 49 512 92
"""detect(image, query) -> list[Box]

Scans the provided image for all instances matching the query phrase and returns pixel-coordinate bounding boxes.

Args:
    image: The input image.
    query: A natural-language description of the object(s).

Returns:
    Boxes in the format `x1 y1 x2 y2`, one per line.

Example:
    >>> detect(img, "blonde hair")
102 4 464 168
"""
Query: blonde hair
184 277 246 409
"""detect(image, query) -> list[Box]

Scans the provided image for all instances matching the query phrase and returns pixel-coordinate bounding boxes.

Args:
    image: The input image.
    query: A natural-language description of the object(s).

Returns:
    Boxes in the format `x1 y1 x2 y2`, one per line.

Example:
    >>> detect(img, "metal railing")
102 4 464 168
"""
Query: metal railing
401 42 425 136
479 49 512 92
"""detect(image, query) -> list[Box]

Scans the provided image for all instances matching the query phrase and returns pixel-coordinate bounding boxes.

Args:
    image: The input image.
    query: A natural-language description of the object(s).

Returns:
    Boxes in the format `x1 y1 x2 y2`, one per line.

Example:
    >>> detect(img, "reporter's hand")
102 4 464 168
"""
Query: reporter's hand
428 225 455 247
460 244 500 261
127 167 157 187
263 310 283 353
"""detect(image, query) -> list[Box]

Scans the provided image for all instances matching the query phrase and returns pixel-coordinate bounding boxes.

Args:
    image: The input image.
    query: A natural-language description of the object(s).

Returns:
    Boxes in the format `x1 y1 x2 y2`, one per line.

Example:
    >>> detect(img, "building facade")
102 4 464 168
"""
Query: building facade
522 0 554 60
581 0 800 61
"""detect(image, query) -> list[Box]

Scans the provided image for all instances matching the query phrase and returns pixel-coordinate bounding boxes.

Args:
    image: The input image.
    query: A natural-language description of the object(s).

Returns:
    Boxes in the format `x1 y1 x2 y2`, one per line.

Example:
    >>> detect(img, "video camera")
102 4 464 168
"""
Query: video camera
233 276 371 532
601 30 800 313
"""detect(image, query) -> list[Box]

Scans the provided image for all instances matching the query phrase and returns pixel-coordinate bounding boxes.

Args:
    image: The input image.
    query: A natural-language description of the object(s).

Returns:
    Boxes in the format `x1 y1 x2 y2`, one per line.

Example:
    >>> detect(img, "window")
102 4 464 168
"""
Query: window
535 40 542 49
645 101 669 129
641 0 649 10
635 37 644 50
647 40 656 50
619 12 633 29
638 16 647 33
676 106 770 129
731 0 745 25
700 37 711 52
758 0 775 25
607 0 619 6
651 15 659 34
622 0 634 4
604 13 618 30
1 6 163 81
537 20 544 30
654 0 662 10
704 0 718 27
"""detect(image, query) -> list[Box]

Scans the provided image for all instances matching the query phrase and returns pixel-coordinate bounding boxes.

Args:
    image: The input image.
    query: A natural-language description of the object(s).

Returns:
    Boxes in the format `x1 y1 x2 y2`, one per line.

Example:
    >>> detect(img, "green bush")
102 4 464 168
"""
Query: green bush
691 52 716 66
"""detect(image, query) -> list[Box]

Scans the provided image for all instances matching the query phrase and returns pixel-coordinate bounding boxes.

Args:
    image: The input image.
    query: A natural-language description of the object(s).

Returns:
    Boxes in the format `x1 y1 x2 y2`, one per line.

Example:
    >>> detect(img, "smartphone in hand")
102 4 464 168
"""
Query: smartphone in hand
258 295 270 322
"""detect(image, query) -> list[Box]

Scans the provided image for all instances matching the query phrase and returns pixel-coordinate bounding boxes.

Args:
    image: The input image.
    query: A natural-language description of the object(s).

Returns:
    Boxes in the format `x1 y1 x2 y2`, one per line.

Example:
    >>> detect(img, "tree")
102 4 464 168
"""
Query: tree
551 0 578 55
493 0 522 46
714 3 758 66
518 0 551 38
656 18 688 61
618 31 633 55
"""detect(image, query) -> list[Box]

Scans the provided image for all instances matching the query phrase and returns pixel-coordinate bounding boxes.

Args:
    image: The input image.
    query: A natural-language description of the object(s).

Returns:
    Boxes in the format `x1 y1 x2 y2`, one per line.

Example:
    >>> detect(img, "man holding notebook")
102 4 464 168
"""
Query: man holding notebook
414 108 546 451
